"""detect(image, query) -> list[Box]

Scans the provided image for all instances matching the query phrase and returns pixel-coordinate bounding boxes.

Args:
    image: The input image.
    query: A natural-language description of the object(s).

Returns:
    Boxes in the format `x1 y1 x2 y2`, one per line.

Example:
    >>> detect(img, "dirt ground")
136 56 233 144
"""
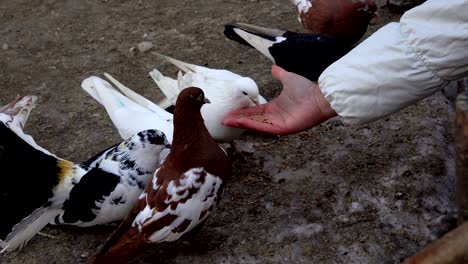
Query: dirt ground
0 1 459 263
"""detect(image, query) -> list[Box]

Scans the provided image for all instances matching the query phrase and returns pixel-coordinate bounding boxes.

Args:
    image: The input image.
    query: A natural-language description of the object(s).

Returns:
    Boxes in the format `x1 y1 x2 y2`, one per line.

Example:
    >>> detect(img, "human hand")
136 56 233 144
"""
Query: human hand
222 65 337 135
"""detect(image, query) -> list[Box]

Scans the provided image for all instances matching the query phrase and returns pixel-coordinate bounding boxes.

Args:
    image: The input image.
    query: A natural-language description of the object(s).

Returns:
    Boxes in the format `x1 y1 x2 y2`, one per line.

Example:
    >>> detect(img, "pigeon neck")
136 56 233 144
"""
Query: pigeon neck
171 105 209 148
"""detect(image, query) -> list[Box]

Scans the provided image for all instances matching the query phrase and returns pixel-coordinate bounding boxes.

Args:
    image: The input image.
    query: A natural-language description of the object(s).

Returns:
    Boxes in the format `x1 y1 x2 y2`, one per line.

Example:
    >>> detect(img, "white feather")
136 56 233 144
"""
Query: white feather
82 56 267 142
0 95 37 130
79 184 141 227
52 130 168 227
149 69 180 108
81 76 174 142
0 207 61 253
0 96 55 156
133 195 154 232
138 168 223 243
0 164 84 252
150 53 267 142
234 22 287 37
104 73 173 121
232 28 276 62
292 0 312 14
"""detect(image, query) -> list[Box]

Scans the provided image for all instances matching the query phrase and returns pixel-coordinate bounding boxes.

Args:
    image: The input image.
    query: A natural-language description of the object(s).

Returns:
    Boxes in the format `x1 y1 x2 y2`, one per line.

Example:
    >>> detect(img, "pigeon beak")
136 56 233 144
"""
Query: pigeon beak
369 12 379 25
250 98 260 108
197 93 210 104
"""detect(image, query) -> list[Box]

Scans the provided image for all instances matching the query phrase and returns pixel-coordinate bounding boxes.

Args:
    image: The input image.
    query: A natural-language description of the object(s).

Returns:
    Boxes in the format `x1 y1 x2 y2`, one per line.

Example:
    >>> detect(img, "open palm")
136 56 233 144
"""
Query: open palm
222 65 336 135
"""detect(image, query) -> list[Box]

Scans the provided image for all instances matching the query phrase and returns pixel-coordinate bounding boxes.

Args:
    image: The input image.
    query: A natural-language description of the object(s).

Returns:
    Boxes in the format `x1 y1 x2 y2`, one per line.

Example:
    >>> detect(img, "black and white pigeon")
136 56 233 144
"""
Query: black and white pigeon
224 22 349 81
0 96 171 252
89 88 231 264
51 128 171 228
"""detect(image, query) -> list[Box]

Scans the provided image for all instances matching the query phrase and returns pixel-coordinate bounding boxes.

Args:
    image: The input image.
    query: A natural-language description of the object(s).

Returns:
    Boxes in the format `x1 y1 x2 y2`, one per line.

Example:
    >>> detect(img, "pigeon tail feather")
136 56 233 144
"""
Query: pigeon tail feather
0 207 60 253
104 73 173 120
232 28 276 62
176 71 192 91
149 68 180 108
81 76 174 141
234 22 287 38
81 76 146 139
0 96 53 155
151 52 198 73
0 95 38 130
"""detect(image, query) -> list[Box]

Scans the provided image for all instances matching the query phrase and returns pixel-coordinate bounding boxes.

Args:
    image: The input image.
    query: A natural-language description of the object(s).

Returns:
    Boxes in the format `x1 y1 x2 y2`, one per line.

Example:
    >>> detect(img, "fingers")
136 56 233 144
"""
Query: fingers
271 65 289 81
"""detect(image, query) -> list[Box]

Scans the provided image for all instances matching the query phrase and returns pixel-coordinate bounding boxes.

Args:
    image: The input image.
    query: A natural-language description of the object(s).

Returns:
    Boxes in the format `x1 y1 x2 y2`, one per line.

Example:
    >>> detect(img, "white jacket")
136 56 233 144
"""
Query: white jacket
318 0 468 123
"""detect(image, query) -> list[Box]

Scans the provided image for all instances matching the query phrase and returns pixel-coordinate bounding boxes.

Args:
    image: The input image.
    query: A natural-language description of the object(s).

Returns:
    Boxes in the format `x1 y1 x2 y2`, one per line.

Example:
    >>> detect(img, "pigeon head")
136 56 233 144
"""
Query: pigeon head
362 0 378 14
176 87 208 108
231 77 261 108
356 0 378 22
172 87 211 145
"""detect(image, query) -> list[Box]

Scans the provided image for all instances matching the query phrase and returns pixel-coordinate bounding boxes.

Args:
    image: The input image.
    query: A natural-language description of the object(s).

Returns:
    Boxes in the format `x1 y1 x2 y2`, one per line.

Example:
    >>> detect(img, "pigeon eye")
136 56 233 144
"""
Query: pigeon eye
242 91 247 95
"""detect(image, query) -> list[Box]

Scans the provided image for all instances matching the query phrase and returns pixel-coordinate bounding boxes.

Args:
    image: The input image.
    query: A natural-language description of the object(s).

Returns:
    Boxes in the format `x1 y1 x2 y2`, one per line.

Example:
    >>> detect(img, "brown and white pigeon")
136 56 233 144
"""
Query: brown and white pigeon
89 87 231 264
291 0 378 46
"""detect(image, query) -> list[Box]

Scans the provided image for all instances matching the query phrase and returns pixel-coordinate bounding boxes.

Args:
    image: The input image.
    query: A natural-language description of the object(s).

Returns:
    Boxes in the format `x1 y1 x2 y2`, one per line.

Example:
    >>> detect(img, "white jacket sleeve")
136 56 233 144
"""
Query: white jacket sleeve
318 0 468 124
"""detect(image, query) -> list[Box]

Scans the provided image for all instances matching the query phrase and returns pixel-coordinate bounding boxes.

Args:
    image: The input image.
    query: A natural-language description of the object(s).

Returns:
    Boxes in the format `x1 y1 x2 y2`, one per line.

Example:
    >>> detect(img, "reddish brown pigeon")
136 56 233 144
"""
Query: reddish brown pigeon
291 0 377 46
89 87 231 264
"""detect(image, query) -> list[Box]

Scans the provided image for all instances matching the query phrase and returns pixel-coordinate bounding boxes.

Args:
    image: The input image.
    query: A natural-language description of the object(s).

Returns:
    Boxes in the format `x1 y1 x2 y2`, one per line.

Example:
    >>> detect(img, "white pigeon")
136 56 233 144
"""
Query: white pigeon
81 76 174 143
86 71 267 142
148 52 267 142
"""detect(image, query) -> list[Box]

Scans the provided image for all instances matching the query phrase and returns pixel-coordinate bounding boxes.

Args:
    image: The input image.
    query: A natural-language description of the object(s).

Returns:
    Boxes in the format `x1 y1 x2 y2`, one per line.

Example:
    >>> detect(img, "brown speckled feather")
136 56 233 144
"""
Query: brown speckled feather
294 0 377 46
89 88 231 264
